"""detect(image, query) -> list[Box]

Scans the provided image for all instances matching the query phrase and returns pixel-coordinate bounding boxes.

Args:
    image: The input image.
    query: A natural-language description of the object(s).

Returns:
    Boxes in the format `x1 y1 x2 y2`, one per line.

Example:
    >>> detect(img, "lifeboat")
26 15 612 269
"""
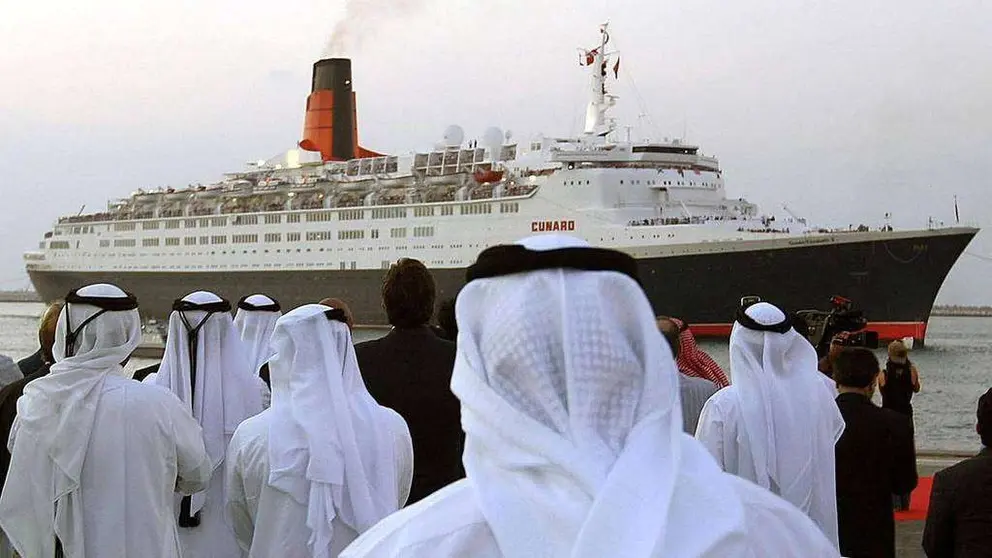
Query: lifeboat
473 169 504 184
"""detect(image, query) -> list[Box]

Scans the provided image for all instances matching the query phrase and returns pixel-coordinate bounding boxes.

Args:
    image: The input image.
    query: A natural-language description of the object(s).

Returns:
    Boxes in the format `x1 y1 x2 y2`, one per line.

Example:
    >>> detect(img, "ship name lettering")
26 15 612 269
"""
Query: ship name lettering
531 220 576 232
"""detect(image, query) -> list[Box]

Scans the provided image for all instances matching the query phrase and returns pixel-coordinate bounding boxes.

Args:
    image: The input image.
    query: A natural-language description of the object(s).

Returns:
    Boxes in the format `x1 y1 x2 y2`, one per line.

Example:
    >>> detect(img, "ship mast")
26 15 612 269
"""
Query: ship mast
582 23 618 137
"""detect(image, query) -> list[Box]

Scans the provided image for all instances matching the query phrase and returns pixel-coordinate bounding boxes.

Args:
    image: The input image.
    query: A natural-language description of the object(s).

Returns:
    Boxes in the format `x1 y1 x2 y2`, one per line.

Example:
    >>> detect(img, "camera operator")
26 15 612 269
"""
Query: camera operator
879 339 922 511
818 332 853 379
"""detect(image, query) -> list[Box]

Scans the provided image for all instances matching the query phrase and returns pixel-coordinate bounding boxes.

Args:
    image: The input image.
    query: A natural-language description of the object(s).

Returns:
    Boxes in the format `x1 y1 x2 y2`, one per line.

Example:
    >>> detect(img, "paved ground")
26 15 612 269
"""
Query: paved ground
895 455 964 557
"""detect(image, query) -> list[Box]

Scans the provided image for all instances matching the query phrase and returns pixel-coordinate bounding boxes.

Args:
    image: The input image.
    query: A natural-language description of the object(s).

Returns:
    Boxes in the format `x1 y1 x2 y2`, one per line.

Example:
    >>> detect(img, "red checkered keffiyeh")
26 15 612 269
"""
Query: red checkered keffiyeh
671 318 729 388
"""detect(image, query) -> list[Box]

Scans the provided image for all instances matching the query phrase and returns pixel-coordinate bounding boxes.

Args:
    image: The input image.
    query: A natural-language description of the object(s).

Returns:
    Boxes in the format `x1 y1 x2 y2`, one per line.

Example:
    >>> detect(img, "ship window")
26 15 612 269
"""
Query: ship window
199 218 211 227
99 240 110 248
264 233 282 243
306 231 334 241
113 223 136 232
234 215 259 226
390 227 407 238
211 217 227 227
165 238 180 246
184 237 197 246
339 209 364 220
114 239 136 248
414 206 434 217
184 219 196 228
287 214 301 223
233 234 258 244
210 236 227 244
413 226 435 237
350 261 357 270
307 211 334 222
440 206 454 216
337 230 365 240
142 221 160 230
265 214 282 225
371 229 380 239
340 262 347 270
142 238 160 247
49 241 71 250
287 232 301 242
165 221 180 229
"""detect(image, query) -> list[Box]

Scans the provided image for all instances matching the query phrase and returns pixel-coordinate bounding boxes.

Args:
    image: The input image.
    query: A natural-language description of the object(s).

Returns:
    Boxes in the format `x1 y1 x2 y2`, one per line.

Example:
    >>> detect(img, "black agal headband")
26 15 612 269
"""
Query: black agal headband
237 295 281 312
324 308 350 325
735 300 793 335
466 244 641 284
63 288 139 358
171 295 231 528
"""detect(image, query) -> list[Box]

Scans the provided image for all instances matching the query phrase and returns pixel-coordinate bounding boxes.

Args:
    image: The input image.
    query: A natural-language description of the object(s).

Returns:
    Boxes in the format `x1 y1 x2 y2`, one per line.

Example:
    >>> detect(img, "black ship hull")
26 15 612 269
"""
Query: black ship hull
28 228 978 344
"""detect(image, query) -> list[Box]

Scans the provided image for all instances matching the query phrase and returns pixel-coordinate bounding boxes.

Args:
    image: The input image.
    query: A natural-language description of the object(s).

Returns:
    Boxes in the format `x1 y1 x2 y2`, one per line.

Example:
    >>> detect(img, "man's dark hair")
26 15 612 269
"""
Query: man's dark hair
656 317 681 360
382 258 436 329
978 388 992 447
436 298 458 342
832 347 879 388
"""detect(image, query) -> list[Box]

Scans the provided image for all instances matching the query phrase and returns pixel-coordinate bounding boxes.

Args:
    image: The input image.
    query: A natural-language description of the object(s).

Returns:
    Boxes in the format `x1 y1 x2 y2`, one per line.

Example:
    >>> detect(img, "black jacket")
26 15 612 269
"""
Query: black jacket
923 447 992 557
0 363 51 496
16 349 45 377
355 326 464 505
835 392 918 558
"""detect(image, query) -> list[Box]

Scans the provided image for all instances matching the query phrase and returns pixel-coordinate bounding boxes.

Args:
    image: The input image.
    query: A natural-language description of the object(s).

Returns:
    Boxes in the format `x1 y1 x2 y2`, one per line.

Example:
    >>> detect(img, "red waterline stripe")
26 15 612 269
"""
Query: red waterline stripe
690 321 928 340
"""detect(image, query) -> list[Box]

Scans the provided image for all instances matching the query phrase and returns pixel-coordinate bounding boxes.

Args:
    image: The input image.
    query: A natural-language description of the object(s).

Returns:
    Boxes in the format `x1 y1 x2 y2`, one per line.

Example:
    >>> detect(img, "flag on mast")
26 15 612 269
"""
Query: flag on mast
613 56 621 79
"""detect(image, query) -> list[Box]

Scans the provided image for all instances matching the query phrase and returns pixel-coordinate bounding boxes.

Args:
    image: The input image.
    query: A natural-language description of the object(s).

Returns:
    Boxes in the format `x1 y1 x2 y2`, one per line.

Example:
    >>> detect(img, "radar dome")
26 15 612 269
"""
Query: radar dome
482 127 504 161
443 125 465 147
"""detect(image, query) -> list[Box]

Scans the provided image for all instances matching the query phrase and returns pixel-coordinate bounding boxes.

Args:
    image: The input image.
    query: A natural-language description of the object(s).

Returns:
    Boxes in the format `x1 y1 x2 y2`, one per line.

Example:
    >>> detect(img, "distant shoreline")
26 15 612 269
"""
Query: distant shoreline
931 305 992 317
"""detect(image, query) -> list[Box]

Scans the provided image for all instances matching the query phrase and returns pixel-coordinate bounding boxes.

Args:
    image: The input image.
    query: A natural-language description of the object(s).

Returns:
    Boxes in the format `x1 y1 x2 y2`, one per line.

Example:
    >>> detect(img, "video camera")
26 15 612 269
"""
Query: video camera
795 295 879 358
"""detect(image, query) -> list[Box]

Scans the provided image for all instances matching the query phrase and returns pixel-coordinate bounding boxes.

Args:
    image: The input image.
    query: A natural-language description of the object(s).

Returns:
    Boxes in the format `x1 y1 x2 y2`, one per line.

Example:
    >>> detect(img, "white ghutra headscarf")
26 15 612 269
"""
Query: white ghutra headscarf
156 291 264 519
233 294 282 375
729 302 845 546
267 304 410 557
450 234 748 557
0 284 141 558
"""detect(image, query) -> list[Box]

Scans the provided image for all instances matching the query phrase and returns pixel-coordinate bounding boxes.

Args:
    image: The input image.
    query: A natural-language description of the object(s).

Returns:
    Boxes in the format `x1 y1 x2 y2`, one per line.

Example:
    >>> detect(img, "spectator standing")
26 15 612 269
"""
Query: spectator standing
355 259 463 504
923 387 992 557
833 347 917 558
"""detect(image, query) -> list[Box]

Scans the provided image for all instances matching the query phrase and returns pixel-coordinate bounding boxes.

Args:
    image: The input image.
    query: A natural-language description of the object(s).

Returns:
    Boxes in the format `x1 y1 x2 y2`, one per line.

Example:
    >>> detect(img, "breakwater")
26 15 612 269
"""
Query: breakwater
0 291 39 303
932 305 992 317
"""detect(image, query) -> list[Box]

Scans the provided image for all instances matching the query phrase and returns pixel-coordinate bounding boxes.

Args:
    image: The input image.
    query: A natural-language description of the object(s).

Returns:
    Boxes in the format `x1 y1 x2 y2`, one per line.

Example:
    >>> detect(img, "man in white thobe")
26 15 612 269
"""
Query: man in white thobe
0 283 211 558
233 293 283 409
695 300 846 548
341 235 839 558
226 304 413 557
157 291 265 558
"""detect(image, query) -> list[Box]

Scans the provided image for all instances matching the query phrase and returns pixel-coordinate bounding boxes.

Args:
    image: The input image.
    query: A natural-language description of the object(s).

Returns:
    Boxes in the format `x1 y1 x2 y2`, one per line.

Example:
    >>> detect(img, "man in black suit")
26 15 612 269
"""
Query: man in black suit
923 387 992 557
833 347 917 558
355 258 463 505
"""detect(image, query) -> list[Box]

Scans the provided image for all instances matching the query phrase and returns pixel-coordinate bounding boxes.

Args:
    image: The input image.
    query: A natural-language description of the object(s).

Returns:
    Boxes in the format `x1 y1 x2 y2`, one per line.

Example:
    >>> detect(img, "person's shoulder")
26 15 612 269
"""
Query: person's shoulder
341 481 493 558
728 475 839 555
935 452 992 484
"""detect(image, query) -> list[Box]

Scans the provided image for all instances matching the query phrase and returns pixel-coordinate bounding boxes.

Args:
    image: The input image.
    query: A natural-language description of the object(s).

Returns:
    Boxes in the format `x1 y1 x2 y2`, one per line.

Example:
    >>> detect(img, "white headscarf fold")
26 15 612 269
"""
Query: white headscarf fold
450 234 747 557
729 302 845 546
156 291 263 515
0 283 141 558
267 304 404 558
233 294 282 375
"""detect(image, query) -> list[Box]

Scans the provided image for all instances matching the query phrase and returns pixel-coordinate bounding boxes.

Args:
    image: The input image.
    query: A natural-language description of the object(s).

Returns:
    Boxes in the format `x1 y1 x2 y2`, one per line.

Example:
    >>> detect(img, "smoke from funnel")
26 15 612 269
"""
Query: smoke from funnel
325 0 431 56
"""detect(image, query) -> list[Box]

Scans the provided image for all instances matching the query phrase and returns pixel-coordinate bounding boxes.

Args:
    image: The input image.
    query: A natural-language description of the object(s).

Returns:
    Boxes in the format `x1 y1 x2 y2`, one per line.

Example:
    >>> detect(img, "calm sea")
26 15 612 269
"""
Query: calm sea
1 302 987 453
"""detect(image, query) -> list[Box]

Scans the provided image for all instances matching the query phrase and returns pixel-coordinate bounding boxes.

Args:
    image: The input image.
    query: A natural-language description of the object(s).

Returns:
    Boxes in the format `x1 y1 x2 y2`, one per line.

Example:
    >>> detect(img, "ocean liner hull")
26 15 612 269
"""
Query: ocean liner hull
28 227 977 344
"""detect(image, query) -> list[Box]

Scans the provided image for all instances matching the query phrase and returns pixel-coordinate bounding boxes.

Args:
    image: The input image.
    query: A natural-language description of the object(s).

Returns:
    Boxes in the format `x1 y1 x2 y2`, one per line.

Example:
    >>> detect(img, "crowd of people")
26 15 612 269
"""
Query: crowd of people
0 234 988 557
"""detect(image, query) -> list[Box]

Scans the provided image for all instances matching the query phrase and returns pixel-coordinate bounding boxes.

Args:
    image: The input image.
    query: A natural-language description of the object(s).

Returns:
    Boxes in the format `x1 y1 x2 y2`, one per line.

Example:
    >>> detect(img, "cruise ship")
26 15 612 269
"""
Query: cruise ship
24 26 978 343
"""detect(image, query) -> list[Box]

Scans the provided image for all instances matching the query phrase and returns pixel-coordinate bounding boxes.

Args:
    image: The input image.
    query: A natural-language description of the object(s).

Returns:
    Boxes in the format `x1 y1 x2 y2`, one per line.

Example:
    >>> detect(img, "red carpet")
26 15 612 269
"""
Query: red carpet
894 476 933 522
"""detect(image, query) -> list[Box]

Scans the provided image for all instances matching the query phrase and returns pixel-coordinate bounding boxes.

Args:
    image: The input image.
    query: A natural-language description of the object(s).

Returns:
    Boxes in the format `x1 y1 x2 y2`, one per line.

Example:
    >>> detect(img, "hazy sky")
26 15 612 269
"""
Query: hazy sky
1 0 990 303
